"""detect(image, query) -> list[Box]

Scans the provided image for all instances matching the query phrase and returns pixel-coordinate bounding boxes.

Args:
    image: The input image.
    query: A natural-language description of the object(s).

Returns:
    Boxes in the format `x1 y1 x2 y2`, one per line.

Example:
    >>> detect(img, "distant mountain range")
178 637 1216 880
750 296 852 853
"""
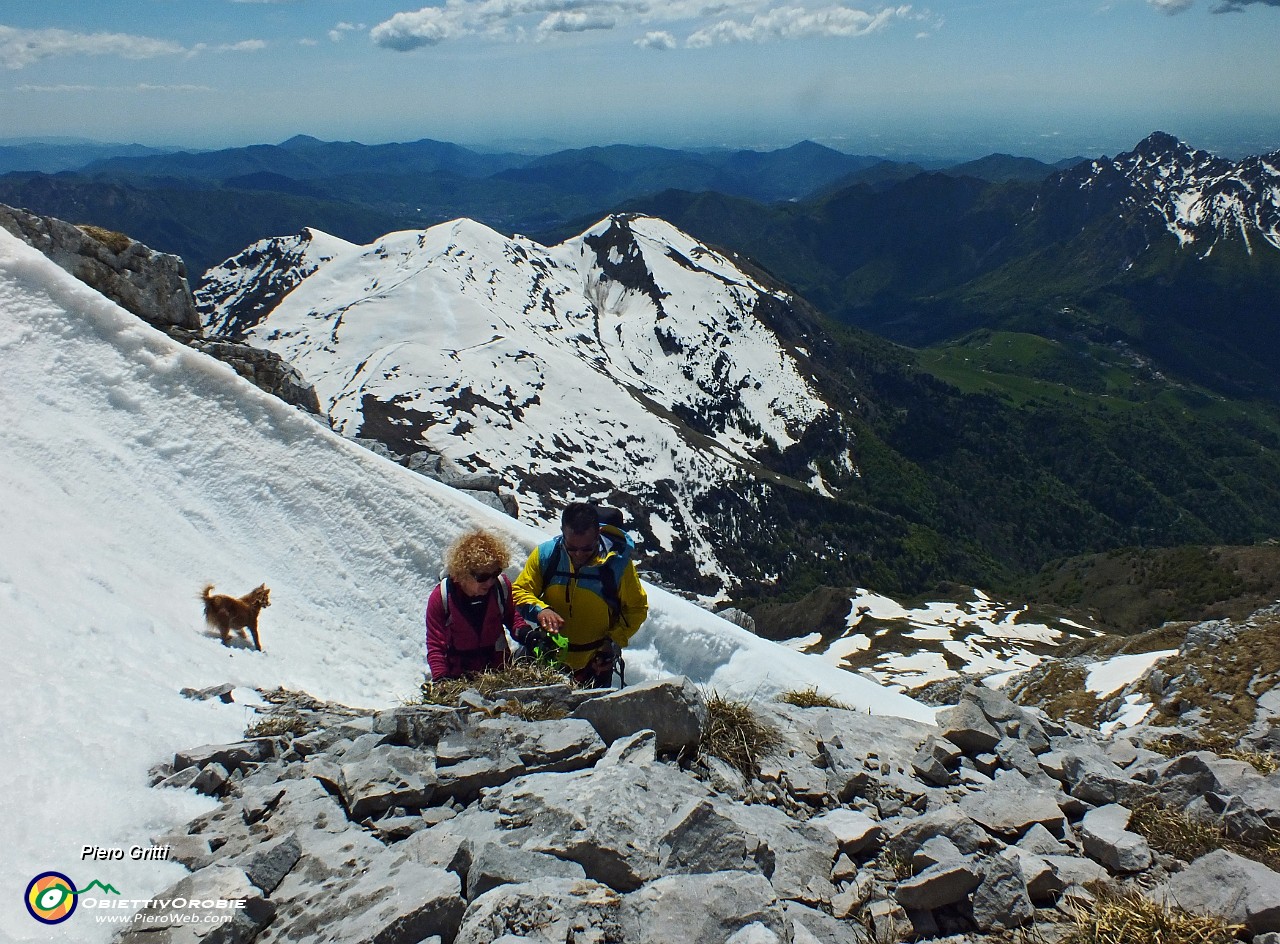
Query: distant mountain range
621 131 1280 402
0 135 1075 279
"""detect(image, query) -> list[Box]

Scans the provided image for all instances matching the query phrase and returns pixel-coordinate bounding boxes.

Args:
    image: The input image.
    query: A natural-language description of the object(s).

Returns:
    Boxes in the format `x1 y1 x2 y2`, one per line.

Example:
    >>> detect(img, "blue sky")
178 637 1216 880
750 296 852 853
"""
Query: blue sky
2 0 1278 160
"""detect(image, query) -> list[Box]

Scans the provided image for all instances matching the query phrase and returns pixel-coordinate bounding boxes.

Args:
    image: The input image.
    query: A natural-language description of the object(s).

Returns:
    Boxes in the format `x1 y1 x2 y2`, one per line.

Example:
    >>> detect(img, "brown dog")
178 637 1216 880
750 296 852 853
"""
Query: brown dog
202 584 270 651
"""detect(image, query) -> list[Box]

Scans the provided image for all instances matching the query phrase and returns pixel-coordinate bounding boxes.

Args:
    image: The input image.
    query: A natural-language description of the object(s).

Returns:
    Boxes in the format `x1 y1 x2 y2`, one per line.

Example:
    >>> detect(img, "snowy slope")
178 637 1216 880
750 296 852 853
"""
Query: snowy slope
0 227 928 943
200 227 355 340
198 214 844 598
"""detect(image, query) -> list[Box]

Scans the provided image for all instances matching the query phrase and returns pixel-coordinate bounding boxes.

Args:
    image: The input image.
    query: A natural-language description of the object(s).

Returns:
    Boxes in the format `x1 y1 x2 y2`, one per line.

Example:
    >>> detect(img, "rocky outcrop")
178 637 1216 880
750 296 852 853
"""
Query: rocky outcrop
0 203 199 330
169 328 324 416
0 203 326 417
357 440 519 519
130 678 1280 943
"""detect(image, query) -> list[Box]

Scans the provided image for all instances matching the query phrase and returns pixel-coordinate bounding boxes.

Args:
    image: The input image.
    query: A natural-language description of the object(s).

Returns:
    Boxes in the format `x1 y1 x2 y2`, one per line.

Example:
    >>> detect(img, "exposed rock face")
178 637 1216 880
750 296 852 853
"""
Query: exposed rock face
171 329 324 416
129 676 1280 944
0 203 326 418
0 202 198 330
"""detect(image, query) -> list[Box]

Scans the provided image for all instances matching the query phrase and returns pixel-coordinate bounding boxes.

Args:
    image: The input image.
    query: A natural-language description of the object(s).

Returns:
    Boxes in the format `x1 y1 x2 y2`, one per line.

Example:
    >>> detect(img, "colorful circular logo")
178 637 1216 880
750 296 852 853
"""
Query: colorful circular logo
25 872 78 924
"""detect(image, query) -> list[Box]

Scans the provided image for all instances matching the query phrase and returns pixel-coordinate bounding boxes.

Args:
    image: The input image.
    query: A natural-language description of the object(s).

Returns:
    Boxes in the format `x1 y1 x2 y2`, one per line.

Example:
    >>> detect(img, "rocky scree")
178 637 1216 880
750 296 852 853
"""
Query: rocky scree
127 675 1280 944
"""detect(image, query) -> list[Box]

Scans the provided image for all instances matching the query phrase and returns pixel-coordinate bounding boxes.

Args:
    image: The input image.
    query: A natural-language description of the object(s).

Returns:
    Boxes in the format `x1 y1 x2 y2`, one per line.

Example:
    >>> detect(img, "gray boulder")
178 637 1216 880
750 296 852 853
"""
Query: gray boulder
809 808 883 858
372 705 466 747
486 755 710 891
1150 849 1280 935
622 871 787 944
659 799 766 875
911 735 961 786
936 699 1002 756
174 739 275 774
114 866 274 944
465 842 587 899
972 852 1034 931
0 204 198 329
958 770 1067 838
893 860 981 910
227 833 302 895
884 806 990 860
456 716 606 774
282 855 465 944
339 744 436 820
572 677 707 755
1079 804 1152 874
455 878 625 944
719 802 839 905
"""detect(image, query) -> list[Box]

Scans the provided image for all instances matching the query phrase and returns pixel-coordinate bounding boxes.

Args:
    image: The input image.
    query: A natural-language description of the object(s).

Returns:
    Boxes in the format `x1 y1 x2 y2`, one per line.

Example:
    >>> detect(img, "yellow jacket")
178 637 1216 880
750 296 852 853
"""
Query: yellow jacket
511 528 648 670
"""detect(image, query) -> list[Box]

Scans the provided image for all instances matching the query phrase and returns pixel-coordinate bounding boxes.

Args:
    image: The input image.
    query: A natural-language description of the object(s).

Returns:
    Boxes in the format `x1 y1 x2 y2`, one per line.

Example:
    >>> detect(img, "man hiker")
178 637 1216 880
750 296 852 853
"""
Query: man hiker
512 502 648 687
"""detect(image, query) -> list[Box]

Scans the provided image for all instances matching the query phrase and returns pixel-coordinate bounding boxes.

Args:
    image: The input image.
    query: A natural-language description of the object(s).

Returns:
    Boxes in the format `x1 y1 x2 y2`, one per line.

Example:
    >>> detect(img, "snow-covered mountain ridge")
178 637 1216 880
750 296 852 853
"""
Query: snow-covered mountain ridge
198 214 853 599
1070 130 1280 256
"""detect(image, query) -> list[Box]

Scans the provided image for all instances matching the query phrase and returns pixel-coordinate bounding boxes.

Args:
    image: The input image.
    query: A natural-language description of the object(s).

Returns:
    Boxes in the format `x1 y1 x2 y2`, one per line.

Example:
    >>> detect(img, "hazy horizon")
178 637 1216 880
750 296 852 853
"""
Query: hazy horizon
3 1 1279 163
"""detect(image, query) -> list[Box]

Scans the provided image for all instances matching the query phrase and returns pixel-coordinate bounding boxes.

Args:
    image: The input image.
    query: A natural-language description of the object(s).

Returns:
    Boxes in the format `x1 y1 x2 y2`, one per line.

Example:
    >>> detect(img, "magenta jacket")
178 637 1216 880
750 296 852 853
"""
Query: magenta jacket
425 576 528 680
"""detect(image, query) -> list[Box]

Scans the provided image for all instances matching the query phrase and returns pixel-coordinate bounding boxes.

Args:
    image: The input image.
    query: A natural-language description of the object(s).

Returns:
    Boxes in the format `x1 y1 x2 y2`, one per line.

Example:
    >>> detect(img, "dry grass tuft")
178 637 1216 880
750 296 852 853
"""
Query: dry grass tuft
1007 661 1102 726
1128 798 1229 864
246 711 311 738
1149 615 1280 741
419 662 571 705
1129 797 1280 873
1146 733 1280 775
77 224 133 254
1061 889 1244 944
700 691 783 781
779 686 849 710
418 663 574 720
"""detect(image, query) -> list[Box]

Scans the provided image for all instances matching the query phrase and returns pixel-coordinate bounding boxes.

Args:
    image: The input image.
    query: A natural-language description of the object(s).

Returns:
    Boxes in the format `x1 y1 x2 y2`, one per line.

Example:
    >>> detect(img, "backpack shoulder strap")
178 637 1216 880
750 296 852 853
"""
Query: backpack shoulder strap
497 574 510 622
440 577 450 620
599 560 621 623
537 537 564 598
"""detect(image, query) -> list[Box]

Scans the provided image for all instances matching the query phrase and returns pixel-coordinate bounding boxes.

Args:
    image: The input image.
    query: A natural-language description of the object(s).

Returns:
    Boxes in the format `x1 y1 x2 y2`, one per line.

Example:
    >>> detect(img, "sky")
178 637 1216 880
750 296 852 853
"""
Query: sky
1 0 1278 160
0 222 936 942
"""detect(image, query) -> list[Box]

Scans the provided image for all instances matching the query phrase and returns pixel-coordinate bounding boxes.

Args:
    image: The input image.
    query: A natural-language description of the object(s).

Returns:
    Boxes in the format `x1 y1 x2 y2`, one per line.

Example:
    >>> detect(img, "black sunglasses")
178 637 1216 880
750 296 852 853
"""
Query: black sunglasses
471 569 502 582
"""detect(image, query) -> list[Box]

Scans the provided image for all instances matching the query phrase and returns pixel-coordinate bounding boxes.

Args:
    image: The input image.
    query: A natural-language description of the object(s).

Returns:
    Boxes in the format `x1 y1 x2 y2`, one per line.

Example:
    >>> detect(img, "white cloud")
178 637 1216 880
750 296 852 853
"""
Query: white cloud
15 84 97 93
133 83 215 92
373 0 918 50
371 7 457 49
687 4 911 46
636 29 678 48
329 22 367 42
538 10 617 34
0 25 185 69
188 39 267 56
1146 0 1194 11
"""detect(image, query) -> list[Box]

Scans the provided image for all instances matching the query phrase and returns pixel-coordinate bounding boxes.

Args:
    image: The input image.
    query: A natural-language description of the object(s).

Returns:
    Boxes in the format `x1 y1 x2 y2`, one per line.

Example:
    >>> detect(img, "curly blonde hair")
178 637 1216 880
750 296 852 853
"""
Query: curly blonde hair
445 529 512 582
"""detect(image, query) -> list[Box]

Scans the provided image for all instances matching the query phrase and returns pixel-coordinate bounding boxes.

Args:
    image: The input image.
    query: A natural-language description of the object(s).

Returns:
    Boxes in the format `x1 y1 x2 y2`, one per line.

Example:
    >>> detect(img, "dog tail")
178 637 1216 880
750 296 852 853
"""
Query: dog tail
201 584 215 601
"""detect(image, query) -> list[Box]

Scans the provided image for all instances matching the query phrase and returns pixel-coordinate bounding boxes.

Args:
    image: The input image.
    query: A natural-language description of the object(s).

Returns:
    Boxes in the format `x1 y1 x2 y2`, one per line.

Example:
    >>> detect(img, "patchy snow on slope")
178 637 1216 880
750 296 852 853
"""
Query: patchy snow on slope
791 586 1095 693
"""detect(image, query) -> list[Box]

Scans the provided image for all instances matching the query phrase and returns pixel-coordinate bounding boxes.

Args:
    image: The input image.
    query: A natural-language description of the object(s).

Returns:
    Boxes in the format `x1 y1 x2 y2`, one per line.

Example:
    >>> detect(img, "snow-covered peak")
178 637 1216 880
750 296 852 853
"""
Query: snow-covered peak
200 213 841 598
1072 133 1280 254
197 227 355 340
